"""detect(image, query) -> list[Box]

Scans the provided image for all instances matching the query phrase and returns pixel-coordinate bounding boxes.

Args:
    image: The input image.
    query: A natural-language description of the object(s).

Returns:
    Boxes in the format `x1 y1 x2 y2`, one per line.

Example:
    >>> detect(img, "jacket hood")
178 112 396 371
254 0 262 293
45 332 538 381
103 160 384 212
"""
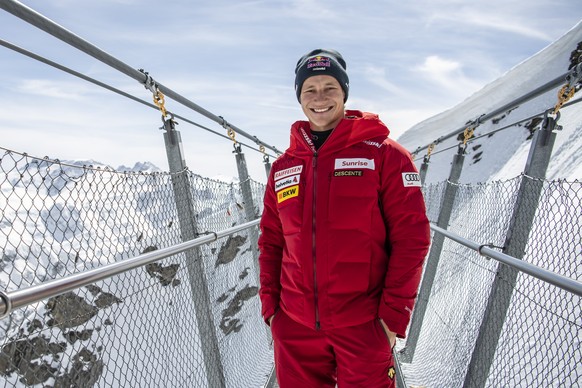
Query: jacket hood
288 110 390 156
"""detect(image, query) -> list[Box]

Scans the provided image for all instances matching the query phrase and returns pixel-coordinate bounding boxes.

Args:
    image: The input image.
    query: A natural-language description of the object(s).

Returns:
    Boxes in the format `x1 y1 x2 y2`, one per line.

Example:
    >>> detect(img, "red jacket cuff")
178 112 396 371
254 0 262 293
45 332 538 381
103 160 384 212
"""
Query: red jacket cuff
378 303 410 338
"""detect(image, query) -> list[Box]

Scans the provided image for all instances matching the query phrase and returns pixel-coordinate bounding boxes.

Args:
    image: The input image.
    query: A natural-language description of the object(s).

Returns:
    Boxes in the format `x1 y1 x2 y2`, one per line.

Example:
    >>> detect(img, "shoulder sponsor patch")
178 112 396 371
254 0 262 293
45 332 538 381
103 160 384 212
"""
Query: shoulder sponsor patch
277 185 299 203
402 172 421 187
363 140 383 148
334 158 375 170
275 174 300 191
274 165 303 181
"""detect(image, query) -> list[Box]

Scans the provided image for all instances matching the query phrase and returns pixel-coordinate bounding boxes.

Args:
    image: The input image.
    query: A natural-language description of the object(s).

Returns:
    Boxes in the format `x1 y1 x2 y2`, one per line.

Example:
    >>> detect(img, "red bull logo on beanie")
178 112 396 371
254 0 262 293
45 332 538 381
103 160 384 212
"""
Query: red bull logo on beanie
307 56 331 70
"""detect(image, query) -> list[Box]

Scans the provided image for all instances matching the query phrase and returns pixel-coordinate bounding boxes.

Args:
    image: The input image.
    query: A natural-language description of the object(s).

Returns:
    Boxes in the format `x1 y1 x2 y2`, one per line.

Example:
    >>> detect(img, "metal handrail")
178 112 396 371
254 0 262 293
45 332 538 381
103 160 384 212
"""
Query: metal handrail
0 38 278 158
0 219 261 319
0 0 282 155
431 224 582 297
411 69 574 155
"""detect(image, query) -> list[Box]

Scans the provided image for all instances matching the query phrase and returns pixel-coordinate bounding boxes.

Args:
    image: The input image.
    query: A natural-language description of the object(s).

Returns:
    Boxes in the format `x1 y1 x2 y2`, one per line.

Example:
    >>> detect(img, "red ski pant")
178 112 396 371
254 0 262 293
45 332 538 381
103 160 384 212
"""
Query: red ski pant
271 309 396 388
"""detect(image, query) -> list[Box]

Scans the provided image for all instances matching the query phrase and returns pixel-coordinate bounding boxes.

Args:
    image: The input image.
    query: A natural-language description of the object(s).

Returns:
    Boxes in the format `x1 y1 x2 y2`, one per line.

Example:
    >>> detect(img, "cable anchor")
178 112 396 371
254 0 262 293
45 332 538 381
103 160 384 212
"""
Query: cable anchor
554 62 582 114
139 69 168 119
460 115 483 152
259 144 270 163
422 143 435 164
427 143 435 157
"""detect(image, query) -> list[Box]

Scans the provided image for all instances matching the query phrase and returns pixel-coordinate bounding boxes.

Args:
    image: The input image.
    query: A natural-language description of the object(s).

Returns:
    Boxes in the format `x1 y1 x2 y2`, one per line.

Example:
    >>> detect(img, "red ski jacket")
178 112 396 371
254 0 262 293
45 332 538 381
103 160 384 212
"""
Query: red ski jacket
259 110 430 337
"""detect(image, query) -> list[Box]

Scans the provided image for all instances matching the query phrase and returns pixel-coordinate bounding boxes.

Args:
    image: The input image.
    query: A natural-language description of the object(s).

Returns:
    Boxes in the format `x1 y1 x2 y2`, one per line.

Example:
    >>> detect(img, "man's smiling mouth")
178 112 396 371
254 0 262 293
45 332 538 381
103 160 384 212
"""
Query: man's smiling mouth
311 107 332 113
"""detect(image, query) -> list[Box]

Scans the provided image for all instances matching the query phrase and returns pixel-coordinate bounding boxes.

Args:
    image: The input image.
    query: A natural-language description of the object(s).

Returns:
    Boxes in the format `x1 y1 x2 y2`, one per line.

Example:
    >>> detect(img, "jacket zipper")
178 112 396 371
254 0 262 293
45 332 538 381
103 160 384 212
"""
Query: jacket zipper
312 151 320 330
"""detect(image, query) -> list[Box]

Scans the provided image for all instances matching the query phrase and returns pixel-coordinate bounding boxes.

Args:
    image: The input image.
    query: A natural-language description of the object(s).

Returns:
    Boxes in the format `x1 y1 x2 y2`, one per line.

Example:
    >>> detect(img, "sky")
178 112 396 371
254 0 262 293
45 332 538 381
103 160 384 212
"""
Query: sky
0 0 580 182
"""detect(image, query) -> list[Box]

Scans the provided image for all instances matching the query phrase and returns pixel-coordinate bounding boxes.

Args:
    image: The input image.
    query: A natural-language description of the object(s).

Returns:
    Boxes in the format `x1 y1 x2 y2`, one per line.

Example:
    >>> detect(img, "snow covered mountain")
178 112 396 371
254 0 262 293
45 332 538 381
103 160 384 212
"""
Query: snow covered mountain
0 157 271 387
398 21 582 183
395 22 582 387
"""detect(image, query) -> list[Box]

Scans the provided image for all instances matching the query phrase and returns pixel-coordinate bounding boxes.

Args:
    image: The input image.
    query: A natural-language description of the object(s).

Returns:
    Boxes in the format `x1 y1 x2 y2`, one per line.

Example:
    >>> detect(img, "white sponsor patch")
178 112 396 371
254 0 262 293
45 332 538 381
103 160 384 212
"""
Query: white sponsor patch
363 140 383 148
402 172 421 187
274 165 303 181
334 158 375 170
275 174 300 191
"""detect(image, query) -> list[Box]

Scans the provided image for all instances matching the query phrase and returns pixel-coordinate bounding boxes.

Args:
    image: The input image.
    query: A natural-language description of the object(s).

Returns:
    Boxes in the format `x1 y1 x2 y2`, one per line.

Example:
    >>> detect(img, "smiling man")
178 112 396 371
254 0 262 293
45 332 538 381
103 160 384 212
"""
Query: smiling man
258 49 431 387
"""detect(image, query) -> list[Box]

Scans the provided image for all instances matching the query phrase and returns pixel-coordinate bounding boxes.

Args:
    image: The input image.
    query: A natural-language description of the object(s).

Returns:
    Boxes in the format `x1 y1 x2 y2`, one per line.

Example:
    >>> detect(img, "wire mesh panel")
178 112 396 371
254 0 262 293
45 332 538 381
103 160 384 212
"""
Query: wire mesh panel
0 150 272 387
187 174 271 388
401 177 581 387
484 177 582 388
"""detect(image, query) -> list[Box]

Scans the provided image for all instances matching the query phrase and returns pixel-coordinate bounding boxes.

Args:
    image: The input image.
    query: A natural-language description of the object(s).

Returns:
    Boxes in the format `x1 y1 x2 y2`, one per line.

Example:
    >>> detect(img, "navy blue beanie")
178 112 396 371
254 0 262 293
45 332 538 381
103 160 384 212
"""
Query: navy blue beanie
294 49 349 103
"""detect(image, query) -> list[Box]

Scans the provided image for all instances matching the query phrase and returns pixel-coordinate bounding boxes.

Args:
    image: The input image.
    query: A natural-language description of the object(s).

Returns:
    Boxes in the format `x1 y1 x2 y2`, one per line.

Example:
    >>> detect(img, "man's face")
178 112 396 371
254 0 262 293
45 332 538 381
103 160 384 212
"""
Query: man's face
300 75 345 132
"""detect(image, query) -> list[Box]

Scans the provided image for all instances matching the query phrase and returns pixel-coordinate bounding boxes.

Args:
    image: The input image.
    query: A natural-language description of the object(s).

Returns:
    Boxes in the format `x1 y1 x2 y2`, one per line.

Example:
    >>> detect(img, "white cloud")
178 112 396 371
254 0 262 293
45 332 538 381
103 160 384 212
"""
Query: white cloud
17 79 90 99
417 56 460 76
454 11 552 41
283 0 338 20
361 65 403 95
415 55 484 100
425 3 556 41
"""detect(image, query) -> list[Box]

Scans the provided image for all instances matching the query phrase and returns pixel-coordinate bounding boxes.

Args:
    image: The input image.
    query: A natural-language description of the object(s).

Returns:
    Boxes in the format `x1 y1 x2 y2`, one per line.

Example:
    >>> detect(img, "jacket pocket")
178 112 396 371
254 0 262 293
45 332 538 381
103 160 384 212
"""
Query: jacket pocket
328 172 377 231
276 192 303 235
327 173 378 294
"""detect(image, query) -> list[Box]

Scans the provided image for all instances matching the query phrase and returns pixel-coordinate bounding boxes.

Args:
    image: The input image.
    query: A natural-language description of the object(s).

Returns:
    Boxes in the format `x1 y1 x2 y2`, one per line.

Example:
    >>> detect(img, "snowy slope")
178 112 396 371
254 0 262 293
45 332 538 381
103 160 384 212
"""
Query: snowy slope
395 22 582 387
398 21 582 183
0 157 271 387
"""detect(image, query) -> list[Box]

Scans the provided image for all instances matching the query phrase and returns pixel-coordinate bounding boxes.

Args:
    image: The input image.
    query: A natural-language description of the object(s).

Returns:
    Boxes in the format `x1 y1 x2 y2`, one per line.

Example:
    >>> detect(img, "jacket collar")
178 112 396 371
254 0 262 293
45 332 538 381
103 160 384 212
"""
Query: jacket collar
288 110 390 156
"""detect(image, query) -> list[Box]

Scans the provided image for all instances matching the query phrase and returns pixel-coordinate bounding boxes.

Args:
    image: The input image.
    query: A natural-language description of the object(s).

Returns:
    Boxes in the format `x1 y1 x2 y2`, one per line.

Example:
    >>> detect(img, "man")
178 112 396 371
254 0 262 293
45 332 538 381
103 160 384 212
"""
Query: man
259 48 430 387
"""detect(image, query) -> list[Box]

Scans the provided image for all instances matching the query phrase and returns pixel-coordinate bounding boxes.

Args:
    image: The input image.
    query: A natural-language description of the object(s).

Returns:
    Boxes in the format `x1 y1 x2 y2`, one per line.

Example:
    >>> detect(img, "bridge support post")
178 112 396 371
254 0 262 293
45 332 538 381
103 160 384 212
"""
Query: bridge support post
233 144 261 286
263 155 272 179
419 154 430 184
401 143 466 363
463 117 557 387
163 119 226 388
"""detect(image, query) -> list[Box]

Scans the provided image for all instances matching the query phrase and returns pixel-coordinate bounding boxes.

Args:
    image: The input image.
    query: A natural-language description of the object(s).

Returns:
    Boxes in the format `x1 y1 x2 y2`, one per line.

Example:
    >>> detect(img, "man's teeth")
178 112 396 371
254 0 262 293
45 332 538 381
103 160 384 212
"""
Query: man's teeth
313 107 330 113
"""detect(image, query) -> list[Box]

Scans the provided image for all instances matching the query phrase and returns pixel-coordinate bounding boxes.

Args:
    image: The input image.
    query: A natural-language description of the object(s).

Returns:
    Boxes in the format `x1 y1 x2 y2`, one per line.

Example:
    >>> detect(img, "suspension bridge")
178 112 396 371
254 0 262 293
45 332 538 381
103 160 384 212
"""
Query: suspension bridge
0 1 580 387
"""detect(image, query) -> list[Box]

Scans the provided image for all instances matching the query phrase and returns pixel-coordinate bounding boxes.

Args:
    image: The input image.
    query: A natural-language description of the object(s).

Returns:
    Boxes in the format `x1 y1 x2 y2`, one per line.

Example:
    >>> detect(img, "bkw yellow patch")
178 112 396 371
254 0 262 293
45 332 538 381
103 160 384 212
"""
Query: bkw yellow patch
277 185 299 203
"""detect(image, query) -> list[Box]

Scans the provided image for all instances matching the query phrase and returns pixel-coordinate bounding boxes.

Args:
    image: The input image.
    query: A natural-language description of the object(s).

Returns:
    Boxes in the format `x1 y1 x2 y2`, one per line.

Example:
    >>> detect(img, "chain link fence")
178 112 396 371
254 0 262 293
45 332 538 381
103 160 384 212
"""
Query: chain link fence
1 147 580 388
400 176 581 387
0 149 271 387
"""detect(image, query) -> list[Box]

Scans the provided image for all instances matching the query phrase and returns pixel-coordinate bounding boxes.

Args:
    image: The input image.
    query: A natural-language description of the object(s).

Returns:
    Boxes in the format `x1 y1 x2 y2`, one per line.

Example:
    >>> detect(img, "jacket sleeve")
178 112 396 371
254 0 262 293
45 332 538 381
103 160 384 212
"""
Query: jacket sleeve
258 169 285 324
377 140 431 338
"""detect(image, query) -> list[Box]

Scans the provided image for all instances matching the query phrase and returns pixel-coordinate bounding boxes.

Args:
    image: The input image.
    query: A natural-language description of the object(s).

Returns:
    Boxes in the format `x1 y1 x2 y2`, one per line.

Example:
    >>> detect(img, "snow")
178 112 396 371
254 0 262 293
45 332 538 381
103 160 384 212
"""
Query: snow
0 158 272 387
395 21 582 388
398 21 582 184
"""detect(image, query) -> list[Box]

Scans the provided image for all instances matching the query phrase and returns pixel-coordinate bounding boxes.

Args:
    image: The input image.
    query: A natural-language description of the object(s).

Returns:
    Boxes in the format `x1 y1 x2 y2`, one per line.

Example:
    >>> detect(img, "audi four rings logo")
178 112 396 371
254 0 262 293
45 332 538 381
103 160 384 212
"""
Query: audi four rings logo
402 172 422 187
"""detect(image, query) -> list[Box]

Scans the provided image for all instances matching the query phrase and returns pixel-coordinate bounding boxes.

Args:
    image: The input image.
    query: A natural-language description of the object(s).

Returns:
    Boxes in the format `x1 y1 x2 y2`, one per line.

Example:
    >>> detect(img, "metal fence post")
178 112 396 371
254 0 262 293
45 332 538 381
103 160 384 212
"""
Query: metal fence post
233 144 260 285
463 117 558 388
163 119 226 388
401 144 466 363
419 154 430 184
263 155 272 178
